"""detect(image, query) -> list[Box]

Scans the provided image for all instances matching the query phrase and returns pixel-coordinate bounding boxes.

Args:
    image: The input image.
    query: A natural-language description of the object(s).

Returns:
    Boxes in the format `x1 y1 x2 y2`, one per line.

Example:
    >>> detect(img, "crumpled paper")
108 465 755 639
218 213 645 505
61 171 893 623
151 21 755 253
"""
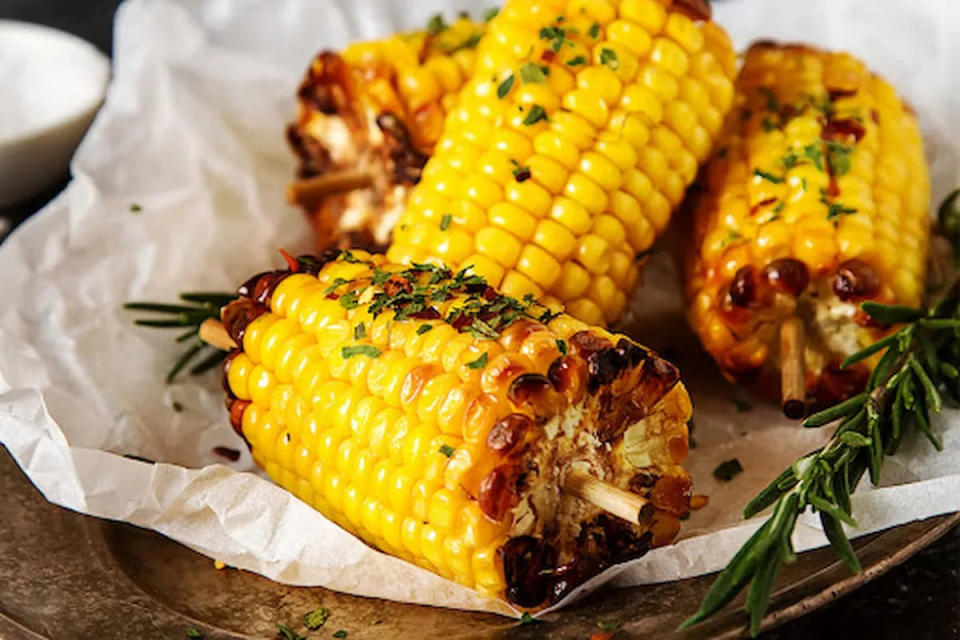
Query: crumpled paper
1 0 959 618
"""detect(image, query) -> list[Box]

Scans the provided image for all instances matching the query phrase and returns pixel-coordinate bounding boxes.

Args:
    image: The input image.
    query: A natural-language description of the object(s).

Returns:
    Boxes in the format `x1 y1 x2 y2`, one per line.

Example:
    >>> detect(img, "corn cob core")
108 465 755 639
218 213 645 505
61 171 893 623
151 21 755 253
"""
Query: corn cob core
685 42 931 404
221 250 692 607
387 0 736 327
288 17 485 250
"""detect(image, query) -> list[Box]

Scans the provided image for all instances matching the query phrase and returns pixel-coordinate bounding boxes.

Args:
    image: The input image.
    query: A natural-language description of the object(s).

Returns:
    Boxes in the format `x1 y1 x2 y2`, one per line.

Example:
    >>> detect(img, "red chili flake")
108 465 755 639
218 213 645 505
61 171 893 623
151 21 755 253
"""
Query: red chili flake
383 275 413 296
213 446 241 462
278 248 299 272
822 118 866 143
540 49 556 63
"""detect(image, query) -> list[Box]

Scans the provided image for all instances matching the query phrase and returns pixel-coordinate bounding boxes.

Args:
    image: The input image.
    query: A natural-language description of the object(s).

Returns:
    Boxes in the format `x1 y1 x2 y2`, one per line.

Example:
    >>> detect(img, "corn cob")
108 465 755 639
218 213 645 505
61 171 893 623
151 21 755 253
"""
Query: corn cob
219 249 692 607
386 0 737 326
287 15 487 250
685 42 931 411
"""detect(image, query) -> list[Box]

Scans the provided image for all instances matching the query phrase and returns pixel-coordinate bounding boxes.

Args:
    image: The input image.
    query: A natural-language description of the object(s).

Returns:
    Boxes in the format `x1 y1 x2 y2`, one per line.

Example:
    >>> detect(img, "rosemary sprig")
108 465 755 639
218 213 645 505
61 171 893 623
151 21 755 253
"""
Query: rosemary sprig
680 293 960 635
124 292 235 382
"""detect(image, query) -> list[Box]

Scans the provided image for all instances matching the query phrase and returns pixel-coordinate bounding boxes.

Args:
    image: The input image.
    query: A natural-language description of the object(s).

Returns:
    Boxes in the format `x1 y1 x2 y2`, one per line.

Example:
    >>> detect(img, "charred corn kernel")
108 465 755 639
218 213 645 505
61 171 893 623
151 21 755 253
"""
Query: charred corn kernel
388 0 736 326
222 252 693 607
685 43 930 403
290 15 486 250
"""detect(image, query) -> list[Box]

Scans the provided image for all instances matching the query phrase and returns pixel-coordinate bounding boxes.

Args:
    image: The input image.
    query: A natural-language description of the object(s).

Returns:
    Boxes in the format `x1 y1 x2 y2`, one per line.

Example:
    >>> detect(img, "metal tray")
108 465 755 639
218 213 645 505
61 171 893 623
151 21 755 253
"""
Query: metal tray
1 447 956 639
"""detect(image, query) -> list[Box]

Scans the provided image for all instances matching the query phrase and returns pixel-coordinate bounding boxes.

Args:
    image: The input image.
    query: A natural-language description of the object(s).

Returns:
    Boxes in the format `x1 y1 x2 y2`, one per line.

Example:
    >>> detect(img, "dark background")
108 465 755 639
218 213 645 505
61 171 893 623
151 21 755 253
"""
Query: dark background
0 1 957 638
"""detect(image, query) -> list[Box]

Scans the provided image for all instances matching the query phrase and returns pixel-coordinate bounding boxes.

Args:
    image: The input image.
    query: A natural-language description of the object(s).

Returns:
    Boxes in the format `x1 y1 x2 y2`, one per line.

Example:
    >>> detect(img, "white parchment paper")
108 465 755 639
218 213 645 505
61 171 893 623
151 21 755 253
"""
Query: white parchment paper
1 0 959 617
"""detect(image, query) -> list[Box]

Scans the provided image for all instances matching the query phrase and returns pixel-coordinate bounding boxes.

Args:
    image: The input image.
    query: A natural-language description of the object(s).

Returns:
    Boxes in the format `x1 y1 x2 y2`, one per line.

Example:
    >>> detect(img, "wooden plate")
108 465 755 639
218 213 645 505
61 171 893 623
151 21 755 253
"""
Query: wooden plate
1 447 956 639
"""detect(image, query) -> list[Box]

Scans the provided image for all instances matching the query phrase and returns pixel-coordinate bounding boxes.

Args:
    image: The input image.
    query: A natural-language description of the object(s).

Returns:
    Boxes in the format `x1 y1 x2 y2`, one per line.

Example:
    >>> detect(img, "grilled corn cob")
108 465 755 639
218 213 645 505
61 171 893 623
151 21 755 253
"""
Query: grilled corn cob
288 15 486 250
221 250 692 607
685 42 931 407
387 0 737 326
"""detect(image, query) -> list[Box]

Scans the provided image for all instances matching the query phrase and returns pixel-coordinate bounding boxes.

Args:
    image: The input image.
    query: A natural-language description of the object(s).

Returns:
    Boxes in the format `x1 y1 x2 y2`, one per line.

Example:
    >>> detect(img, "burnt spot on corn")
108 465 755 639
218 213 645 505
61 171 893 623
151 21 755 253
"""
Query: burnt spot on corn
479 465 521 522
586 348 629 393
822 117 866 143
500 536 556 608
568 331 613 359
728 265 757 308
487 414 533 456
834 259 880 302
298 51 354 116
547 355 586 400
762 258 810 296
221 299 267 346
377 112 430 185
507 373 554 407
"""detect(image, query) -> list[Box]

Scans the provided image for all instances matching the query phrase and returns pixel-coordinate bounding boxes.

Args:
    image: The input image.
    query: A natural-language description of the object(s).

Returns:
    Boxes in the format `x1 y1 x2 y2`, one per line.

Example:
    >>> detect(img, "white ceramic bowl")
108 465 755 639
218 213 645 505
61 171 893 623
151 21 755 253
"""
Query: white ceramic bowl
0 21 110 207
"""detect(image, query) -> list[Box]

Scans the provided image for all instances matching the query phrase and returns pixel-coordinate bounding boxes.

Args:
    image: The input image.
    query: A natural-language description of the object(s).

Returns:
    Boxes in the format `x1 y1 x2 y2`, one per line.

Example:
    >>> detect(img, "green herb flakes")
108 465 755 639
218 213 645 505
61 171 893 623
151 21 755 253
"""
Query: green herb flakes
713 458 744 482
341 345 381 359
720 230 744 249
758 87 779 112
512 164 532 182
804 144 824 171
332 631 348 639
129 203 142 213
519 612 543 625
484 7 499 21
519 61 548 84
826 141 854 176
556 339 567 355
426 14 447 35
566 55 586 66
439 444 456 457
753 168 784 184
597 621 620 631
761 117 778 133
588 22 600 38
353 323 366 340
417 323 433 335
186 629 204 640
497 74 515 99
275 623 306 640
599 48 620 70
522 104 549 125
303 607 330 630
466 352 489 369
440 213 452 230
338 291 359 309
782 152 798 170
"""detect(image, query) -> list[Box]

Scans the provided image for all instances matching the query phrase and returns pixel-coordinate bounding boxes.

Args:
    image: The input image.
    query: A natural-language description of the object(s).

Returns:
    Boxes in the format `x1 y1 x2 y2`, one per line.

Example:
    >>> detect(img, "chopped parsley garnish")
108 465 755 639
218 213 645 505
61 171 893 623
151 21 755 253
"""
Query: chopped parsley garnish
597 621 620 631
556 339 567 355
539 24 574 52
512 164 532 182
484 7 499 21
713 458 744 482
324 277 349 294
342 345 381 359
449 32 482 53
599 48 620 70
353 323 366 340
332 631 348 639
824 200 858 221
466 352 489 369
758 87 779 112
522 104 549 125
753 168 784 184
338 250 362 264
804 144 824 171
782 152 798 170
519 612 543 625
497 74 515 99
519 62 549 84
439 213 452 230
130 203 142 213
825 141 854 176
733 398 753 413
438 444 456 457
186 629 204 640
338 291 359 309
566 55 586 66
303 607 330 630
772 201 785 214
417 323 433 335
588 22 600 38
761 117 778 133
426 14 447 35
720 230 744 248
275 624 306 640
